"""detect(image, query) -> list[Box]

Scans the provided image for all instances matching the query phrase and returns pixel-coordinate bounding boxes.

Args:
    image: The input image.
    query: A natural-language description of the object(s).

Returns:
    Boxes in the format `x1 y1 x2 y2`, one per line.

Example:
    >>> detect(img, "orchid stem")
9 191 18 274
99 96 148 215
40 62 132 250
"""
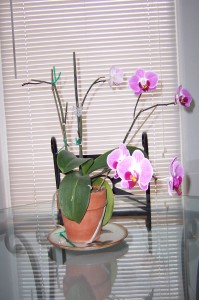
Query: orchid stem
22 79 52 86
52 88 62 132
97 170 111 191
51 69 68 149
22 74 68 149
91 168 110 180
123 102 175 144
73 52 83 159
73 52 79 108
127 107 156 145
53 84 65 124
133 93 142 118
81 77 106 107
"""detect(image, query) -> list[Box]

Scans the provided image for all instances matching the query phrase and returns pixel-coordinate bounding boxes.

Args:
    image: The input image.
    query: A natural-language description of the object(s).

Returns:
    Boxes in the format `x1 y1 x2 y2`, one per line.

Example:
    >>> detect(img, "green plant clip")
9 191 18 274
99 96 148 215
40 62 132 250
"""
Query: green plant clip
63 137 69 147
55 230 76 247
52 66 61 85
75 138 81 145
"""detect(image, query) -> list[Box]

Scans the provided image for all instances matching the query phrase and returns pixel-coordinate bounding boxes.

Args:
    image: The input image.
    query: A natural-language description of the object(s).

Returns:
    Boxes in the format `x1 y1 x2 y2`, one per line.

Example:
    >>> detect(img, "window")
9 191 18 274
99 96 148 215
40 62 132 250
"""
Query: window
0 0 180 206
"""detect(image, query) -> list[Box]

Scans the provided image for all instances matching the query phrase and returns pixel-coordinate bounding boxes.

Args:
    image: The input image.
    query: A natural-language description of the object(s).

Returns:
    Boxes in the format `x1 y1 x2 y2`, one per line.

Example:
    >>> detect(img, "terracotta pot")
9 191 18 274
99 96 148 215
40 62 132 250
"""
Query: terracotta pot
62 187 107 243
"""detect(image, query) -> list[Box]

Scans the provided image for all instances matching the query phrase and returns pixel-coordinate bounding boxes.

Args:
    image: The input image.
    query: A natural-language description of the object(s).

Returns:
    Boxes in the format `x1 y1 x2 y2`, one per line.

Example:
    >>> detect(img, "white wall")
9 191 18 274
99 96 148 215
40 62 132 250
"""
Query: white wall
176 0 199 196
0 43 11 209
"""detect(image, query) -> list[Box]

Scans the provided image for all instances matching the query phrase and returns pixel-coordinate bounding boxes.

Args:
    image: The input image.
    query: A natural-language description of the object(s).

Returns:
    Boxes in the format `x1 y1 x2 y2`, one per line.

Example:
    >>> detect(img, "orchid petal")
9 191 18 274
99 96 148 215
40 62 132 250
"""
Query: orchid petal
129 75 141 94
145 71 158 89
117 156 133 180
175 85 192 107
181 87 192 107
132 149 145 163
107 149 121 169
117 149 153 191
129 68 158 94
139 158 153 185
168 178 174 196
109 66 124 87
139 182 149 191
135 68 145 78
168 157 184 196
172 160 184 178
119 143 130 157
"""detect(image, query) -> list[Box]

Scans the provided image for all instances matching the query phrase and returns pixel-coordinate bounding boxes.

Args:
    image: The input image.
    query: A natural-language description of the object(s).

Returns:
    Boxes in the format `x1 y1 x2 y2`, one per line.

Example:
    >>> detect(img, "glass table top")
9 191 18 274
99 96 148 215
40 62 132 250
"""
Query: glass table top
0 196 190 300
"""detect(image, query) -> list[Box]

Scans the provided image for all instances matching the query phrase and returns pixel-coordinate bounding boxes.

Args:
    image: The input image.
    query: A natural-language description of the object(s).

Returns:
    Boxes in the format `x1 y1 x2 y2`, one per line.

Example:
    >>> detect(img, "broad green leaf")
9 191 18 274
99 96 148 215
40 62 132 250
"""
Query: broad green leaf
81 159 94 175
57 150 93 174
86 150 113 174
58 171 91 223
92 178 114 225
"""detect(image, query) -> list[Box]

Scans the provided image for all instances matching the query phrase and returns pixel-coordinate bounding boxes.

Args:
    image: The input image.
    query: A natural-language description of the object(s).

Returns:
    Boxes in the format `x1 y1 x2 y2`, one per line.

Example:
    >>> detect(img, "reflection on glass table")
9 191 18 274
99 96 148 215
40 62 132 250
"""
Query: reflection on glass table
0 197 184 300
49 243 128 300
184 196 199 300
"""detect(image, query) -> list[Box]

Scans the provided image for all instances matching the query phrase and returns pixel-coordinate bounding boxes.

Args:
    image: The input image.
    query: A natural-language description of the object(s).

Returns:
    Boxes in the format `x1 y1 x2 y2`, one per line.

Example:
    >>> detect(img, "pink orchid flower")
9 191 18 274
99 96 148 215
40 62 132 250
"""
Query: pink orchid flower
107 144 130 178
109 66 124 87
168 157 184 196
129 68 158 95
117 149 153 191
175 85 192 107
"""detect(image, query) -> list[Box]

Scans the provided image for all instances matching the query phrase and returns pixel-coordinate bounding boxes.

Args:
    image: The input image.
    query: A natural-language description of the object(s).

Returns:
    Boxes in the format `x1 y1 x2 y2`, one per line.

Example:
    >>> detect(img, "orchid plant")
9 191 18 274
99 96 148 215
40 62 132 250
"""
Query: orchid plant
22 53 192 224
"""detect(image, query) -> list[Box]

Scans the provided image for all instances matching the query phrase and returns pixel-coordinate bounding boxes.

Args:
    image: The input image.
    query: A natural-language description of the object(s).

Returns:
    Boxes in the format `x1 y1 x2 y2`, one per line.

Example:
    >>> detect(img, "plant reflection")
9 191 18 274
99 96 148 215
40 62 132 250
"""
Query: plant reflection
51 242 128 300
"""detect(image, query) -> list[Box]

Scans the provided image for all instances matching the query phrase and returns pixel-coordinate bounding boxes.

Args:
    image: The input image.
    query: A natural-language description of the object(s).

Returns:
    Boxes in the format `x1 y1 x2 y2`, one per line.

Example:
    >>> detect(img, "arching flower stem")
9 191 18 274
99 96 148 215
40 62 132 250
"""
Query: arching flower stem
123 101 175 144
133 93 142 118
81 77 106 107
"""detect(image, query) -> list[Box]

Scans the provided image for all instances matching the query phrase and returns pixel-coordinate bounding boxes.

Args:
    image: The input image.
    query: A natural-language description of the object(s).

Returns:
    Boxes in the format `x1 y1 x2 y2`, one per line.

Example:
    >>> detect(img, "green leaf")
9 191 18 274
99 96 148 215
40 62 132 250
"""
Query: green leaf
58 171 91 223
92 178 114 225
86 150 113 174
57 150 93 174
81 159 94 175
126 145 141 155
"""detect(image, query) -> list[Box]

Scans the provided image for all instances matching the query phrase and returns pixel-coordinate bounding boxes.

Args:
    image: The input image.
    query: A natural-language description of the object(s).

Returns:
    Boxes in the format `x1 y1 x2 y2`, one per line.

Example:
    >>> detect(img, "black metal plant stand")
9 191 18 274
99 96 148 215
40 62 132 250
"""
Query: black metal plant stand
51 132 151 231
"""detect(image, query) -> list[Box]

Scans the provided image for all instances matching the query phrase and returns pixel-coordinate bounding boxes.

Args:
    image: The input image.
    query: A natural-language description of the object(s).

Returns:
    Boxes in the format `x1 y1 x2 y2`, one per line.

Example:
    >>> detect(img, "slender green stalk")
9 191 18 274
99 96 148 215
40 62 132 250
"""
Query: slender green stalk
90 168 110 180
133 93 142 118
52 88 62 132
73 52 83 160
22 75 68 149
22 79 52 86
77 114 83 158
127 107 156 145
64 102 68 123
123 101 175 144
53 84 65 124
97 170 111 191
73 52 79 108
51 70 68 149
81 77 106 107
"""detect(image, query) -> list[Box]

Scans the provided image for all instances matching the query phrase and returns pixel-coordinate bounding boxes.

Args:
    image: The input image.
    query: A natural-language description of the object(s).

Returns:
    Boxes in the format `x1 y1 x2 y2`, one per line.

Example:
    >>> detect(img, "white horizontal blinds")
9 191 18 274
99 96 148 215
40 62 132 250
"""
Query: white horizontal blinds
0 0 180 206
